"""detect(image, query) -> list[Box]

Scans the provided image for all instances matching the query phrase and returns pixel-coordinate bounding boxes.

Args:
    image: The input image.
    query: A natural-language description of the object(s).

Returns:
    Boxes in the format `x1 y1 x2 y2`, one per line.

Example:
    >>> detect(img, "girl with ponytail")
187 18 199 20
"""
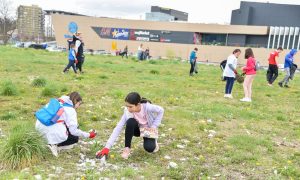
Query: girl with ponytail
96 92 164 159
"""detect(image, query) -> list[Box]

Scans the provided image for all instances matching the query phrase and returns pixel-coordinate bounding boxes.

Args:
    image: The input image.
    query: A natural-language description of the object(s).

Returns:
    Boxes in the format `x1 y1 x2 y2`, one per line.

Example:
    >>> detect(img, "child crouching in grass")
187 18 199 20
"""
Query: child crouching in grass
96 92 164 159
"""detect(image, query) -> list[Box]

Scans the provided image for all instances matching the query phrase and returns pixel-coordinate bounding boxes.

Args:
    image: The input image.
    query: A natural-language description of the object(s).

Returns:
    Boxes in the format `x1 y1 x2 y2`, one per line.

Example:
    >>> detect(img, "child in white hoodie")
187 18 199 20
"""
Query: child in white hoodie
35 92 97 157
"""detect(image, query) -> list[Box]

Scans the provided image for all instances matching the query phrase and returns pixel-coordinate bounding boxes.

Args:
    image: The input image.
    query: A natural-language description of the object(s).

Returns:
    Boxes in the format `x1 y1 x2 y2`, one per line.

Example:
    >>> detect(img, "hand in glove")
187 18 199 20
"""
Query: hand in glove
89 129 97 138
96 148 109 159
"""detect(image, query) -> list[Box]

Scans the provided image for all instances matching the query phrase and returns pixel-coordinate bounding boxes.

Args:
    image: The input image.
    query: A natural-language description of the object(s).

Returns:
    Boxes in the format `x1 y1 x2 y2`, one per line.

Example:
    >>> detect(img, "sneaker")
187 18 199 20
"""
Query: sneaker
267 83 273 87
227 94 233 99
224 94 229 98
278 82 283 87
121 147 131 159
47 144 58 157
153 140 159 153
240 97 251 102
57 144 74 151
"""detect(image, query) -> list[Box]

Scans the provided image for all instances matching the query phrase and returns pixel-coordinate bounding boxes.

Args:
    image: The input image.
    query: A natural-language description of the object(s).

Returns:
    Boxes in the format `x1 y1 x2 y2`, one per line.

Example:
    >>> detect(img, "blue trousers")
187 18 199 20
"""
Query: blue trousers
225 77 235 94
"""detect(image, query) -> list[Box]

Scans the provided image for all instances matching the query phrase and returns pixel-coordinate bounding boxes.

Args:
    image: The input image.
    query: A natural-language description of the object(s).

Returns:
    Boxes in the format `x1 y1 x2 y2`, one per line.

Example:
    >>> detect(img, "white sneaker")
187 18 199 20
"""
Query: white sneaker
47 144 58 157
57 144 74 151
224 94 229 98
227 94 233 99
153 140 159 153
240 97 251 102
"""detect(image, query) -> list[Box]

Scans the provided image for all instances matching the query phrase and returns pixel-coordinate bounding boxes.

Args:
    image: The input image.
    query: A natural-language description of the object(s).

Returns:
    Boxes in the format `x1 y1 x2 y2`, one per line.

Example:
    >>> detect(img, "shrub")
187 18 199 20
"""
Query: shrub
150 70 159 74
41 85 58 97
1 81 18 96
0 112 16 120
0 124 48 169
32 77 47 87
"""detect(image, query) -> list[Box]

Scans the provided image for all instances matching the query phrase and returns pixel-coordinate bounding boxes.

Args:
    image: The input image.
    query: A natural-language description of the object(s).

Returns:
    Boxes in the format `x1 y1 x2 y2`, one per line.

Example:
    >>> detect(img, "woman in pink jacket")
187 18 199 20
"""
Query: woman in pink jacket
240 48 256 102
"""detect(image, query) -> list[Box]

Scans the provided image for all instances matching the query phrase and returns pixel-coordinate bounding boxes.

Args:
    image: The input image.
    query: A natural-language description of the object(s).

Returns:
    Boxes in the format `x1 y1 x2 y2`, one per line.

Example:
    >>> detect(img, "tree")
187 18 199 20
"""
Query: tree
0 0 16 44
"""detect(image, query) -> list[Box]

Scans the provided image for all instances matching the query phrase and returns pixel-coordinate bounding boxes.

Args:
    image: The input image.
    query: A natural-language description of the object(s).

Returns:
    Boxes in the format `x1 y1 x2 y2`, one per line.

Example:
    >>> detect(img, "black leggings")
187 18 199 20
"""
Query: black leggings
57 128 79 147
76 56 84 72
266 64 278 84
125 118 156 153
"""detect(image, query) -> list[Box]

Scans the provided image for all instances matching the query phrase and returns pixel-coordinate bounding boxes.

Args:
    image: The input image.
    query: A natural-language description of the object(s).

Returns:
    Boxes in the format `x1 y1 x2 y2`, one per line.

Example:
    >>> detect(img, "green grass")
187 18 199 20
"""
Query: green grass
0 46 300 179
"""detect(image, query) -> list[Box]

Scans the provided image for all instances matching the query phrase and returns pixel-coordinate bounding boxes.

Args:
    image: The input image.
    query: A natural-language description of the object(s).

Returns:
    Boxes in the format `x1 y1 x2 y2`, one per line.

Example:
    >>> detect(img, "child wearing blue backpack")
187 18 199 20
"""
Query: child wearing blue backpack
35 92 97 157
63 44 77 74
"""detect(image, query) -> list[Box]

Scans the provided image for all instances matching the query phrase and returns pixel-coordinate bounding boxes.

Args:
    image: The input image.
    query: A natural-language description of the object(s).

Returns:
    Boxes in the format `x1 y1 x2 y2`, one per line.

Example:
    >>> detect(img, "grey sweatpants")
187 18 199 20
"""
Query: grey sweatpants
280 67 290 85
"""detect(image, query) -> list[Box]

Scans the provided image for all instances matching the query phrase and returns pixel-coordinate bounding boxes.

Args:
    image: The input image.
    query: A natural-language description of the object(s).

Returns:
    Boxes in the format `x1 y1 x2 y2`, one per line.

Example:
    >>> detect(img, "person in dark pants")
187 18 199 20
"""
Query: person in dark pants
120 45 128 58
63 44 77 74
223 49 241 98
189 48 198 76
35 92 97 157
266 47 283 86
96 92 164 160
73 32 85 73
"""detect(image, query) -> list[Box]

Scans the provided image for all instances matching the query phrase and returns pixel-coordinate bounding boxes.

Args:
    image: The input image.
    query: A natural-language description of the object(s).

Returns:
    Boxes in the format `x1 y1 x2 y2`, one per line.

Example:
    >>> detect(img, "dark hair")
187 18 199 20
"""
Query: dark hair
194 48 198 51
68 92 82 106
277 47 283 51
125 92 151 105
233 49 241 54
245 48 254 59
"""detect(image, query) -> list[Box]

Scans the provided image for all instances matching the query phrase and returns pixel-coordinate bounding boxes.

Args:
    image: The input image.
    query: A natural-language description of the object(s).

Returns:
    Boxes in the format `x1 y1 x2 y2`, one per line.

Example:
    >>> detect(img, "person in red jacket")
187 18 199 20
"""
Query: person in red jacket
266 47 283 86
240 48 256 102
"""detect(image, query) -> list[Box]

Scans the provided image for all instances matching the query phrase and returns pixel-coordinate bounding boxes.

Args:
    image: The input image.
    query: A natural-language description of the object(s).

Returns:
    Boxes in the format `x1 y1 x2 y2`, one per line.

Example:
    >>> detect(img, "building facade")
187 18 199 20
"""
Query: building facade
231 1 300 50
149 6 188 21
17 5 44 42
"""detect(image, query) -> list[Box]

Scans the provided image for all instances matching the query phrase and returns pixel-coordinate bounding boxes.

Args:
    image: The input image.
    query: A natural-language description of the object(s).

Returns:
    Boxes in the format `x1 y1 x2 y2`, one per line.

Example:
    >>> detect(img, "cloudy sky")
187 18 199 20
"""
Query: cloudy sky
10 0 300 24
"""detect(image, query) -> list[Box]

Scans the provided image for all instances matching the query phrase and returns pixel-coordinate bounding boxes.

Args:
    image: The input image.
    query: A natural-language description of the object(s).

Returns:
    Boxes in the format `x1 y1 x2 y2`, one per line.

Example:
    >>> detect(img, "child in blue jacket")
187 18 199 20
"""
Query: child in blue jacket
63 44 77 74
189 48 198 76
278 49 297 88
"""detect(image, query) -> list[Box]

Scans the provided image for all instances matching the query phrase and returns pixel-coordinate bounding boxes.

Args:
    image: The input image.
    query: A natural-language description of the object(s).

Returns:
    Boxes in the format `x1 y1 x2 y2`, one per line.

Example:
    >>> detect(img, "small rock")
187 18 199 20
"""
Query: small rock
168 128 173 131
177 145 185 149
168 162 178 169
164 155 171 160
214 174 221 177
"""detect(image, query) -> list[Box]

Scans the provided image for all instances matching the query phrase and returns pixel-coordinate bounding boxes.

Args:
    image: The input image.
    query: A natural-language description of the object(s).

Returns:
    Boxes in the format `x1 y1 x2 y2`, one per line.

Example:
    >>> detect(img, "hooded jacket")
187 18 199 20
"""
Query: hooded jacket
284 49 297 68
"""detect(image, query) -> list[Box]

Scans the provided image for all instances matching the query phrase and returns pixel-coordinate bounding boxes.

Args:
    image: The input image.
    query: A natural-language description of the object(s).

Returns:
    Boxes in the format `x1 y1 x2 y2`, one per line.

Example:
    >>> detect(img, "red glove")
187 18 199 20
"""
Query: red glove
75 60 78 64
234 70 238 74
96 148 109 159
89 130 97 138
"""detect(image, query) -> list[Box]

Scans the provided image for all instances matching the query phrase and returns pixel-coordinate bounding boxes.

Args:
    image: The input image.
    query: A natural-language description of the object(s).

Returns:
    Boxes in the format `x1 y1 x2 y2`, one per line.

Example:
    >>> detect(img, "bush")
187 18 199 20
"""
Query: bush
150 70 159 74
32 77 47 87
0 112 16 120
1 81 18 96
41 85 58 97
0 124 48 169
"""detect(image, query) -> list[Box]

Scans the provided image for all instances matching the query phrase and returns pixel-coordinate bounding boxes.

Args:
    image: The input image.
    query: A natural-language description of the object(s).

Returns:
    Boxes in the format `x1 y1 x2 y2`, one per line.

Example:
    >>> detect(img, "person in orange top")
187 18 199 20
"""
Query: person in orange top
266 47 283 86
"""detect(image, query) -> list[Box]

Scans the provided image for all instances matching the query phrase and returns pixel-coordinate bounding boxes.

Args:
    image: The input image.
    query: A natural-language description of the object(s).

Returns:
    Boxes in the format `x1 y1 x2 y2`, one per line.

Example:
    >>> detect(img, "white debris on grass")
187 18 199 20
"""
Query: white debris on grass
21 168 30 173
176 144 185 149
179 158 187 161
208 130 217 138
161 133 166 137
164 155 171 160
207 119 213 123
168 162 178 169
55 167 63 174
34 175 42 180
168 128 173 131
182 139 190 144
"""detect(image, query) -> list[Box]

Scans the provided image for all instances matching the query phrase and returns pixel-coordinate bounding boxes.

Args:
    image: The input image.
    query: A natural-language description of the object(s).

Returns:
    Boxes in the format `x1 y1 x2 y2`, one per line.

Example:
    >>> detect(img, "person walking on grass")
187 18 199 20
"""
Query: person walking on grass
266 47 283 86
120 45 128 59
240 48 257 102
74 32 85 73
189 48 198 76
35 92 97 157
223 49 241 98
63 44 77 74
278 49 298 88
96 92 164 160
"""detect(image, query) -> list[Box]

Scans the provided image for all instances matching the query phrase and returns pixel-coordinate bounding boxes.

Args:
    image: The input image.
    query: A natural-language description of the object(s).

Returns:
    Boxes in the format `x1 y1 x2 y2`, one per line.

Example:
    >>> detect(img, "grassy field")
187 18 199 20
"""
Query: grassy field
0 46 299 179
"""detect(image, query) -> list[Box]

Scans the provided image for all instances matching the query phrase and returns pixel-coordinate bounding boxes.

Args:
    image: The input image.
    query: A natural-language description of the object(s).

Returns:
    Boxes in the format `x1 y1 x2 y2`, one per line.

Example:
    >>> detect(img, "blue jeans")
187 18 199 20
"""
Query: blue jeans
225 77 235 94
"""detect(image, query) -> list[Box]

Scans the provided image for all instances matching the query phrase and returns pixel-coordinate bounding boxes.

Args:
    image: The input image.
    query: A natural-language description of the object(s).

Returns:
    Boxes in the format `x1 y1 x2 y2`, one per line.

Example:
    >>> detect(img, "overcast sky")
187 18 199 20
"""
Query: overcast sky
10 0 300 24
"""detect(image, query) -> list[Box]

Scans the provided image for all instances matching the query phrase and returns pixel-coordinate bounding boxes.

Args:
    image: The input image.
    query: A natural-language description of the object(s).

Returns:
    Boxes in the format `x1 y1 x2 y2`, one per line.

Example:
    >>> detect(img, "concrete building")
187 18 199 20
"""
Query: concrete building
146 6 188 22
231 1 300 50
17 5 44 42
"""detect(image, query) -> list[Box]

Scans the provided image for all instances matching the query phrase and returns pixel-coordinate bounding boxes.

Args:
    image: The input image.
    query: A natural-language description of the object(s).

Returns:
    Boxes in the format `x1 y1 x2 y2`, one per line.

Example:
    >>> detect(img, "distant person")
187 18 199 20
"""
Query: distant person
96 92 164 160
120 45 128 58
266 47 283 86
189 48 198 76
278 49 298 88
240 48 256 102
137 44 144 60
73 32 85 73
62 44 77 74
35 92 97 157
223 49 241 98
144 47 150 60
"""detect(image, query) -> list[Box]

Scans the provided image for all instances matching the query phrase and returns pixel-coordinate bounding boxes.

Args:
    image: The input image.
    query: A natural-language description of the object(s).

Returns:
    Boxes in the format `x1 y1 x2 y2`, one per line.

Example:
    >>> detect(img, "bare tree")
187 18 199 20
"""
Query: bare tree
0 0 16 44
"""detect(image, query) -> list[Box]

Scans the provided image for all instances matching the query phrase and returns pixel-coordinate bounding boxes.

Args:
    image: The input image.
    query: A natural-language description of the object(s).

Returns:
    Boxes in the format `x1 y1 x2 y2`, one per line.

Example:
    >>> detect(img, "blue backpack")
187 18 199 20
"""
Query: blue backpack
35 98 72 126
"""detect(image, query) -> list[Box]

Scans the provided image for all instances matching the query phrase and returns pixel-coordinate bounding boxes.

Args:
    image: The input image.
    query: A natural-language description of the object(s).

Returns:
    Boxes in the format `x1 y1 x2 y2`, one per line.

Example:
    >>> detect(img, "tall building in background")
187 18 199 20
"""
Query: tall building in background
146 6 188 22
17 5 44 42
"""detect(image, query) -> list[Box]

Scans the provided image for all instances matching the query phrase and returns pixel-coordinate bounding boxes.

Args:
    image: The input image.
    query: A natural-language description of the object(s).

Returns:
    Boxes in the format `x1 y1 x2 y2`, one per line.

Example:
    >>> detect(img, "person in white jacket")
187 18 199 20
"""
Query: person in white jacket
35 92 97 157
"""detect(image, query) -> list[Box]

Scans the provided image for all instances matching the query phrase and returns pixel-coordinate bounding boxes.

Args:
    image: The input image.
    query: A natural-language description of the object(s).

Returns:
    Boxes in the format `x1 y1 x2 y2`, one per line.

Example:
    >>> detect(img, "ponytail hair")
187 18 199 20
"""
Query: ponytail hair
125 92 151 105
